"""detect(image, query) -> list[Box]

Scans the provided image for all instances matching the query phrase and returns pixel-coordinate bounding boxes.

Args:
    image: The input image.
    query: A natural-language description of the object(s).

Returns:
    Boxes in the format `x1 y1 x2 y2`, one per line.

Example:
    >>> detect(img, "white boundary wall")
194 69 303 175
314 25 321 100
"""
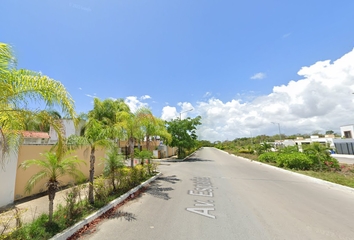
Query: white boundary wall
0 151 19 207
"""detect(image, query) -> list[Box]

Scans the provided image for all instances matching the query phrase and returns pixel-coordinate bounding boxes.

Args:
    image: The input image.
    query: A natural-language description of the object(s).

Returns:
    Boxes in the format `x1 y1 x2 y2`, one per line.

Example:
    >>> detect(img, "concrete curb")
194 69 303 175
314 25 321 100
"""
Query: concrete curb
50 172 162 240
215 148 354 194
183 147 201 161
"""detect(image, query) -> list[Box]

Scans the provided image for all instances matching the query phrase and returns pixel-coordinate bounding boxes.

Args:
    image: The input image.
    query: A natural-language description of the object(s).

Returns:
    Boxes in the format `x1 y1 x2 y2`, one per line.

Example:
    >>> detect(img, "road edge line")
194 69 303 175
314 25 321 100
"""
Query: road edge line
50 172 162 240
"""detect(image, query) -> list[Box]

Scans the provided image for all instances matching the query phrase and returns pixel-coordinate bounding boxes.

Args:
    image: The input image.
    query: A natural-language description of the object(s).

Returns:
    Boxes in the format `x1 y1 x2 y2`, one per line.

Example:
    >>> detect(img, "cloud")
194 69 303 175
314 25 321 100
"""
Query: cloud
283 32 291 38
169 47 354 142
203 92 212 98
125 96 148 112
250 72 266 80
161 106 178 121
79 87 82 90
140 95 151 100
85 94 95 98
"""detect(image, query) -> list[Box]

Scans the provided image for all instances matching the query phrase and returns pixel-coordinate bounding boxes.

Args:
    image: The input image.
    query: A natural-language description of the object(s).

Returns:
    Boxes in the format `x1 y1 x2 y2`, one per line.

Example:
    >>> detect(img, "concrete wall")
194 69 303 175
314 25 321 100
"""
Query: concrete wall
0 150 19 207
14 145 105 200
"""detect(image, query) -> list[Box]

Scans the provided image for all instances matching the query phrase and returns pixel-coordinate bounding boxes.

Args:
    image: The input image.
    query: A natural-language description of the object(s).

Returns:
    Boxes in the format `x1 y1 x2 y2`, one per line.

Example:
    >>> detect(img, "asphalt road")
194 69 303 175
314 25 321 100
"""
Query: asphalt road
332 156 354 164
86 147 354 240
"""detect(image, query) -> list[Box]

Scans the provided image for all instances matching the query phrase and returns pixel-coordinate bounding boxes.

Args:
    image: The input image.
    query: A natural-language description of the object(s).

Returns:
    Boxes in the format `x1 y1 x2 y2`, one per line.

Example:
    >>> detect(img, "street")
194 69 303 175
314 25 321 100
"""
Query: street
86 147 354 240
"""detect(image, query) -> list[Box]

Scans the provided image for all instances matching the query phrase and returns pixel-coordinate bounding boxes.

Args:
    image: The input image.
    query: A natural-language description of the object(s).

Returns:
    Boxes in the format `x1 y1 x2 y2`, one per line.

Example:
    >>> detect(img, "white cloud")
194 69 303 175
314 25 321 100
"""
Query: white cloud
203 92 212 98
140 95 151 100
250 72 266 80
161 106 178 121
283 32 291 38
85 94 95 98
169 48 354 142
125 96 148 113
79 87 82 90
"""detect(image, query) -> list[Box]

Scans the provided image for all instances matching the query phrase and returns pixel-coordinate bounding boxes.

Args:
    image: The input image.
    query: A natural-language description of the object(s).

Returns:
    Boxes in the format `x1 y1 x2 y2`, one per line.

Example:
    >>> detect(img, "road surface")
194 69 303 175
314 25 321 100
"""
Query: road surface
86 147 354 240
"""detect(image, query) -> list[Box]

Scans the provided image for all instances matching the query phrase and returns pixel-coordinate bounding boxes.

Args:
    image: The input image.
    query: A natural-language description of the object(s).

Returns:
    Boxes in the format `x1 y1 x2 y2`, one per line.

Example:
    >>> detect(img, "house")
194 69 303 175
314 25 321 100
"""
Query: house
340 124 354 139
22 131 50 145
48 119 86 144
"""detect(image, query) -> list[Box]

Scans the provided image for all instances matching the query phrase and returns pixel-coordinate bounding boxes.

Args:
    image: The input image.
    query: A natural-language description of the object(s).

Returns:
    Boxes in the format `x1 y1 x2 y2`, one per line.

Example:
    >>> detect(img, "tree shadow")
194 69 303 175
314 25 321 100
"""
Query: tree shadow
182 158 213 162
157 175 181 184
145 182 174 200
109 210 137 222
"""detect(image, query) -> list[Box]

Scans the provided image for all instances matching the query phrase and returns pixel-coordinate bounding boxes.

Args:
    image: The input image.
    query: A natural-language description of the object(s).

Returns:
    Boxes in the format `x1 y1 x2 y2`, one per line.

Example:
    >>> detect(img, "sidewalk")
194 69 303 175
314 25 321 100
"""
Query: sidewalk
0 185 88 234
0 157 177 234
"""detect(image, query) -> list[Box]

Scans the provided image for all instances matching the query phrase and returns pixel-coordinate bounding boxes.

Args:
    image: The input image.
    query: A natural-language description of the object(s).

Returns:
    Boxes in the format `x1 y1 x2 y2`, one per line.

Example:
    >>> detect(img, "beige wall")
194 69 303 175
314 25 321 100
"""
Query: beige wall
15 145 105 200
118 140 162 151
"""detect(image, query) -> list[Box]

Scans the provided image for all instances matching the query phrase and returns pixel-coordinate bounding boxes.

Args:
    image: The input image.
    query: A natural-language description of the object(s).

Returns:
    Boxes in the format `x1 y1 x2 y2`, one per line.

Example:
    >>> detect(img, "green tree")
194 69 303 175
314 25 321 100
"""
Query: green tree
100 146 124 191
88 98 130 147
0 43 76 163
142 117 171 153
166 116 202 158
67 119 112 204
19 151 85 223
116 107 154 167
303 142 330 171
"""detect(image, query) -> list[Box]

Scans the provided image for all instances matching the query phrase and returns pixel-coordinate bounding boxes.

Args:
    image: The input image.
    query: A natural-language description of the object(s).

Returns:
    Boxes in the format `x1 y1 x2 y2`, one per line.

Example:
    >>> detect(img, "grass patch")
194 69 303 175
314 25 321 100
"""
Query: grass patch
295 167 354 188
224 150 260 161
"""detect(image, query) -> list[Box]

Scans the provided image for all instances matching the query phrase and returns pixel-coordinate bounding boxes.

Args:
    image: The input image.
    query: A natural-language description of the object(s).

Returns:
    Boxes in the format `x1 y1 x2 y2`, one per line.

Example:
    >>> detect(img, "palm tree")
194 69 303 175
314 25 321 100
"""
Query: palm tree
116 107 154 168
303 142 331 171
100 146 124 191
19 151 85 223
67 119 112 204
0 43 77 164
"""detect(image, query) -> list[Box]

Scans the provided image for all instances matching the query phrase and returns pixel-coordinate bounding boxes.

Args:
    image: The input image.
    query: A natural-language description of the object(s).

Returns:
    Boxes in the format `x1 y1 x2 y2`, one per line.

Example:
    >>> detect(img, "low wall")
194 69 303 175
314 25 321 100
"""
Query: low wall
14 145 105 200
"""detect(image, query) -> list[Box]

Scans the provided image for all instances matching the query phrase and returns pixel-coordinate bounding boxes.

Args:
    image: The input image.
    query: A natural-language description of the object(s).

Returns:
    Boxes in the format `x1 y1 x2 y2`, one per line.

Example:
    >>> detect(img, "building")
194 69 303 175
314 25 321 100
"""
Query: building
21 131 50 145
48 119 86 144
340 124 354 139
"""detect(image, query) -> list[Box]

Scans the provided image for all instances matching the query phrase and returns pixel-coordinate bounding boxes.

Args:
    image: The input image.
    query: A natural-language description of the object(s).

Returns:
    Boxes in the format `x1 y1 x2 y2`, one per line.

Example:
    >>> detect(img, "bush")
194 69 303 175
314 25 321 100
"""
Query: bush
275 153 313 170
238 149 254 154
259 152 278 163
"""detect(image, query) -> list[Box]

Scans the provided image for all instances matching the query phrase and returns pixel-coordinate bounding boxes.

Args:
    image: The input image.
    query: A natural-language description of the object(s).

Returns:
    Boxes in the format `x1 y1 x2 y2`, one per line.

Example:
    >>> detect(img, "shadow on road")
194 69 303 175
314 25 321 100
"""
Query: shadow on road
145 175 180 200
109 210 137 222
182 157 213 162
158 175 181 184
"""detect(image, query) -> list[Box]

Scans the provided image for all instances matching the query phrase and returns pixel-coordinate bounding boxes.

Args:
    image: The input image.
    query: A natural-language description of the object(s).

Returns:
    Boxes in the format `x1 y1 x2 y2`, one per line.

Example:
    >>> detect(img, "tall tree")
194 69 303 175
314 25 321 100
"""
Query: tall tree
116 107 154 167
142 117 171 153
19 151 85 223
0 43 77 164
166 116 202 158
67 119 112 204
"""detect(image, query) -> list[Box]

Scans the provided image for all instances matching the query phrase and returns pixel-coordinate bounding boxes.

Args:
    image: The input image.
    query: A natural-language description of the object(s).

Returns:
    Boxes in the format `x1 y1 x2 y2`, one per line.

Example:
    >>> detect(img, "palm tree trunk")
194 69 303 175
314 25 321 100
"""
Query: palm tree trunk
48 185 56 223
89 146 95 204
130 136 134 168
146 134 150 152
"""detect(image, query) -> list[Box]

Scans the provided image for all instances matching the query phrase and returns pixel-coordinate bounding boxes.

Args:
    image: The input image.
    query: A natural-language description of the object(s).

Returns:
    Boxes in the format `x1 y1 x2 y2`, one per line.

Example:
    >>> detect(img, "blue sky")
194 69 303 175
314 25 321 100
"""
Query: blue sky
2 0 354 141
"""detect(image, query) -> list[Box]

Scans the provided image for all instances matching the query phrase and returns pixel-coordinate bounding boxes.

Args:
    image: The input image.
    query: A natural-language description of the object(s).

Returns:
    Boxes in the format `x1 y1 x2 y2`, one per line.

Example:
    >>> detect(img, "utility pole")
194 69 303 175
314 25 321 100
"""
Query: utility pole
271 122 282 148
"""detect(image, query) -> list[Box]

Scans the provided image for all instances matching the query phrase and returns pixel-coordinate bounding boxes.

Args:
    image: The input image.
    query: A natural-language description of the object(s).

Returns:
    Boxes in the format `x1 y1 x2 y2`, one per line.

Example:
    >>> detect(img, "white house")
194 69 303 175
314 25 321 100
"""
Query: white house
49 119 86 144
340 124 354 139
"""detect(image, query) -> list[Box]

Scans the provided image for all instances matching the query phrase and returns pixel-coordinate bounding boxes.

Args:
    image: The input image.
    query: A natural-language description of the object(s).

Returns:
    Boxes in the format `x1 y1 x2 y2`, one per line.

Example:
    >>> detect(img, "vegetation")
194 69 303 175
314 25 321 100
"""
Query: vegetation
116 107 155 167
166 116 202 158
67 119 112 204
0 43 77 164
19 151 85 223
7 164 157 240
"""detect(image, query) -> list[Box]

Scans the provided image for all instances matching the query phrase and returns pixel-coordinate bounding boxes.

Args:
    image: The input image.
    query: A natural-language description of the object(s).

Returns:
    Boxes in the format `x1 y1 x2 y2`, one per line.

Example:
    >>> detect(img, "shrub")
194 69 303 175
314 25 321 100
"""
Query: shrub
259 152 278 163
275 153 313 170
238 149 254 154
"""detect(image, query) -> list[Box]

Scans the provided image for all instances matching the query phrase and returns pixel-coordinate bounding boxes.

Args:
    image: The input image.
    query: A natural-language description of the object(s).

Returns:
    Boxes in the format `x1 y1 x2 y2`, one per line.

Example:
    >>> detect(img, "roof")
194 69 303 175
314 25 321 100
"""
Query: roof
22 131 50 138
